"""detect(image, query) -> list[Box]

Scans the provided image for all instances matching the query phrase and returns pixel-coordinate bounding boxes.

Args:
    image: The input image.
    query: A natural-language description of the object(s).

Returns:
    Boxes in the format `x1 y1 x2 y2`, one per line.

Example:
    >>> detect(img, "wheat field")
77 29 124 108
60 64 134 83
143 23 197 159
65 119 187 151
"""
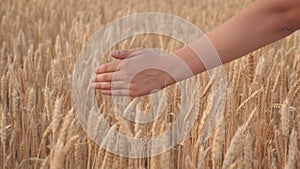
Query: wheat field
0 0 300 169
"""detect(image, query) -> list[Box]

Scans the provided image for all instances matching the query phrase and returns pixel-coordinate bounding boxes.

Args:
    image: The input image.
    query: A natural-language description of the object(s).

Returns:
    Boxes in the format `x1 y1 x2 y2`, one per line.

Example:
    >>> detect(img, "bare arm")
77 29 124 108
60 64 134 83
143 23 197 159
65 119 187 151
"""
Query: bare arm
92 0 300 96
173 0 300 75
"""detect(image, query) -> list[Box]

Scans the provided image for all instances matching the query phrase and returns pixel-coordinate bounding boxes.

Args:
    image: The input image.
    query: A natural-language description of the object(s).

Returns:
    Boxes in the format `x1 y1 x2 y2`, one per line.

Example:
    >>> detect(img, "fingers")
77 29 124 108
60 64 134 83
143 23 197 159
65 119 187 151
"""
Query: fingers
90 82 141 96
92 48 146 96
90 81 136 96
101 89 130 96
95 48 143 74
90 81 130 90
93 72 123 82
95 61 121 74
95 48 144 75
111 48 143 59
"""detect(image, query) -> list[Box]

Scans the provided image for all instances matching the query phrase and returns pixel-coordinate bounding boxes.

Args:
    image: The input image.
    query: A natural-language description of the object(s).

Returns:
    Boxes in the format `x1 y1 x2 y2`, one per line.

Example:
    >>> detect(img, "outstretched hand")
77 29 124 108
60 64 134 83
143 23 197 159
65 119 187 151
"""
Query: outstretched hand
91 48 176 97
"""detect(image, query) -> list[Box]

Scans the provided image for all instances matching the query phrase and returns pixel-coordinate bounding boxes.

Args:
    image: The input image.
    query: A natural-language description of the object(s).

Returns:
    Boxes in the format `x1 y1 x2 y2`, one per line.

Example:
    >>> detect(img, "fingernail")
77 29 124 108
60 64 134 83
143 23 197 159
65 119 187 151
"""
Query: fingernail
111 50 118 57
91 77 95 82
94 67 98 73
90 83 96 89
101 90 108 94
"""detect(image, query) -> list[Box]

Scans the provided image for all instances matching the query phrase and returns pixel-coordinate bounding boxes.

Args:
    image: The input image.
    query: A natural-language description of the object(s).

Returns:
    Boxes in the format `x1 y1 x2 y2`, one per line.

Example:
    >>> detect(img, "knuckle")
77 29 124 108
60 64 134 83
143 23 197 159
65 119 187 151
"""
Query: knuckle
110 83 114 89
112 72 120 80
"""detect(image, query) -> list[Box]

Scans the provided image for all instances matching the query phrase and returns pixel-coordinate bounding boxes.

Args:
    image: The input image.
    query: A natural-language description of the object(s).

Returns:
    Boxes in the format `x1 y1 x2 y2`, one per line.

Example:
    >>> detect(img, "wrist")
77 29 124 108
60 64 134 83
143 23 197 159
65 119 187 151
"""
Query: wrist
172 45 204 75
158 47 198 84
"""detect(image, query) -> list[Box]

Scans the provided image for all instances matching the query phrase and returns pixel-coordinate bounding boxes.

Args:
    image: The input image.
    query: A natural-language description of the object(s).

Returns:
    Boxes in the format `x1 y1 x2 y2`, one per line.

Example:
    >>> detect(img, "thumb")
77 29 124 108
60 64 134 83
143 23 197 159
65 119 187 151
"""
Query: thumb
110 48 143 59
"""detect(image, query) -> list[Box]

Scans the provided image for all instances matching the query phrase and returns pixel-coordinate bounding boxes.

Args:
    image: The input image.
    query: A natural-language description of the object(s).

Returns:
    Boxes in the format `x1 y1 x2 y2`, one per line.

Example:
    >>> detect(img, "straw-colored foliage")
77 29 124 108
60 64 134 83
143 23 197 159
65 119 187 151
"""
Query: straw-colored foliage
0 0 299 168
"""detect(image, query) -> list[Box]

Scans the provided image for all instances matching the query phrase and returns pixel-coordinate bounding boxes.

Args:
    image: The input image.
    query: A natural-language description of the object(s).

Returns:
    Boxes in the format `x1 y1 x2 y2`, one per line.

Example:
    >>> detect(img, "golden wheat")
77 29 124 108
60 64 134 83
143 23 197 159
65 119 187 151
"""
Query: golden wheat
0 0 299 168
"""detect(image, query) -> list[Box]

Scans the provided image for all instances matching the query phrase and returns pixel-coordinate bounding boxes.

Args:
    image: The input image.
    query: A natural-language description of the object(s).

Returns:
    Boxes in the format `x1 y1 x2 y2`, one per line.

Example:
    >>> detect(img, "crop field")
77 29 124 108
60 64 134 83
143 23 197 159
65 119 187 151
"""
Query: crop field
0 0 300 169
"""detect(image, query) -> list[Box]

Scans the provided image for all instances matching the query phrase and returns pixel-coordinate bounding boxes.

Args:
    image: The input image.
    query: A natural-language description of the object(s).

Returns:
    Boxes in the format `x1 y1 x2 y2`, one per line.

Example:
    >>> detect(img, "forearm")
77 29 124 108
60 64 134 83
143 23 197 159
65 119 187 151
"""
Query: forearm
173 0 300 75
207 0 297 64
94 0 300 96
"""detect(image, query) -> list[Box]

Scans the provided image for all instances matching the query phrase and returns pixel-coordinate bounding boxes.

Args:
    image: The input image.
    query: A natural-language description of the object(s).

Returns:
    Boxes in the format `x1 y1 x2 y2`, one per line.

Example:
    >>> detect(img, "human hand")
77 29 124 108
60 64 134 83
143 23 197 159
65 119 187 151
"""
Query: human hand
91 48 179 97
